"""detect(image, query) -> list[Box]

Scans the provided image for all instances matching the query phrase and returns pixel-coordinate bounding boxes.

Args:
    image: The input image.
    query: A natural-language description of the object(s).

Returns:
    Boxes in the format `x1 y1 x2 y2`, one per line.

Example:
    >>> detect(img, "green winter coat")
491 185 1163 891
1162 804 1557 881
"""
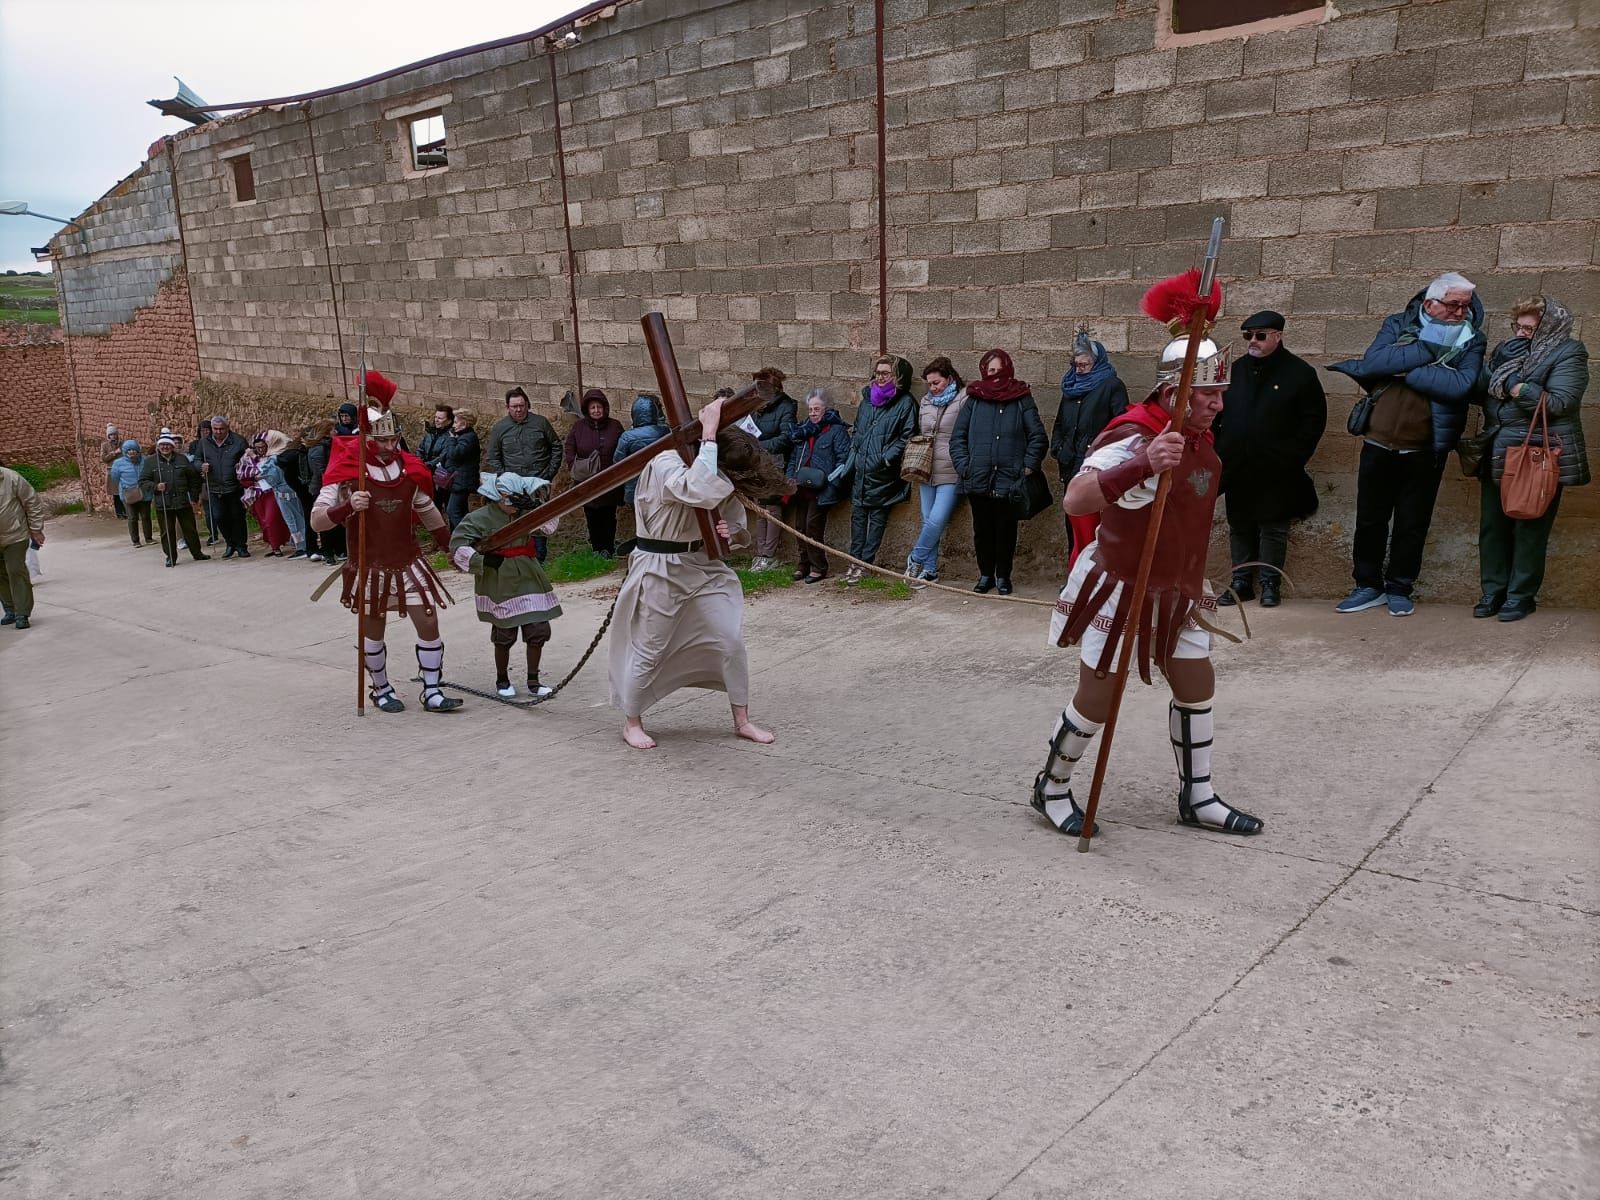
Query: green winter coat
448 504 564 628
139 450 203 512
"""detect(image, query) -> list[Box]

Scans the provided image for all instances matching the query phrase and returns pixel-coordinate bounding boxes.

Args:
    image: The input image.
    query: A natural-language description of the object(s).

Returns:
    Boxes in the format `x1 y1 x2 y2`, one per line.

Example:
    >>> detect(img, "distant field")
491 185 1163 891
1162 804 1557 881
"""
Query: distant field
0 274 58 324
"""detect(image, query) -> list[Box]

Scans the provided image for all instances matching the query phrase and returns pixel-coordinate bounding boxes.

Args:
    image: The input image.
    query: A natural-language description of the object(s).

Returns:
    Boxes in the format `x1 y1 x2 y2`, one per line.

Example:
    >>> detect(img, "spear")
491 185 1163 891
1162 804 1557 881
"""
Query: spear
1077 217 1225 853
354 332 369 716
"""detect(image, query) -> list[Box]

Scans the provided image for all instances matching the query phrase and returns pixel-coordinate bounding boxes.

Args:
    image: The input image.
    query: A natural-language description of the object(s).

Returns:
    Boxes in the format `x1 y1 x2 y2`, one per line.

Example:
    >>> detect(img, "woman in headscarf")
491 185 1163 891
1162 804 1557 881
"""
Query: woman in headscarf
782 388 853 583
608 395 787 750
845 354 918 582
951 349 1048 595
260 430 309 559
1474 295 1590 622
239 435 294 556
905 357 969 585
1052 326 1129 563
107 439 153 547
563 388 626 556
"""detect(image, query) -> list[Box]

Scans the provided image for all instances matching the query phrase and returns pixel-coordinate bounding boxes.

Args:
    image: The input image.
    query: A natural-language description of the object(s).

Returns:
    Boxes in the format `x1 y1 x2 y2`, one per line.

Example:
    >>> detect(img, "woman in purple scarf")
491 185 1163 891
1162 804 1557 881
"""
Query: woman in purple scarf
844 355 918 582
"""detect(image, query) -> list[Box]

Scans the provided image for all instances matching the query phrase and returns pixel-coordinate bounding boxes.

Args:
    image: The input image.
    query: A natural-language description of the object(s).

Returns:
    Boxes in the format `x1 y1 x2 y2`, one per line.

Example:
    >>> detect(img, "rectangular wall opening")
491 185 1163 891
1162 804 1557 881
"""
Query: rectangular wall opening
408 113 448 171
228 154 255 203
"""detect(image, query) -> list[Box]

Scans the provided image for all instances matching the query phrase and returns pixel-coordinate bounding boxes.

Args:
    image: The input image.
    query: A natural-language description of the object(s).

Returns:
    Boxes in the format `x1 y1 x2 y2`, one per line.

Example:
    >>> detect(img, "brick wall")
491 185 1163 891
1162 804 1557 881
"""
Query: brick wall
66 273 202 511
48 0 1600 602
0 323 74 468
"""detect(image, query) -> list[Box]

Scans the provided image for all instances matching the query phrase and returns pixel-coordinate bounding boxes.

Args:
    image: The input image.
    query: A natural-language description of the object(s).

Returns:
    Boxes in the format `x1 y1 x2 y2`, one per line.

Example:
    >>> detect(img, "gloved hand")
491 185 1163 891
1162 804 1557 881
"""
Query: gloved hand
481 551 505 570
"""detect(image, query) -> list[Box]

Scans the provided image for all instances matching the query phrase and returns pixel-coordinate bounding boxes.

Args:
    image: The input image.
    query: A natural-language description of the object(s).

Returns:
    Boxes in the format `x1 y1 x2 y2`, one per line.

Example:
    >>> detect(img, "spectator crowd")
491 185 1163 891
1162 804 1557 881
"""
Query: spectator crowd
21 272 1584 637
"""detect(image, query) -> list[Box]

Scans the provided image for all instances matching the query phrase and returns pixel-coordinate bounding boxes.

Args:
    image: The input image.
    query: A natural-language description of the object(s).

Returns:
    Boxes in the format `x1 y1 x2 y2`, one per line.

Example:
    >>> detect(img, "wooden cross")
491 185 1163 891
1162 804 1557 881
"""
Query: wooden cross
477 313 773 554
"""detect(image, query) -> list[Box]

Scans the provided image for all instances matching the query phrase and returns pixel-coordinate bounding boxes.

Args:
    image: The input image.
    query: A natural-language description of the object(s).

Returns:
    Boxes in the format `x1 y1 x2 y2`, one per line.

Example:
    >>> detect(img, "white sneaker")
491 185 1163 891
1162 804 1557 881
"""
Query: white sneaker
495 681 517 699
176 540 187 551
310 553 325 563
844 565 862 584
751 557 772 572
528 683 554 699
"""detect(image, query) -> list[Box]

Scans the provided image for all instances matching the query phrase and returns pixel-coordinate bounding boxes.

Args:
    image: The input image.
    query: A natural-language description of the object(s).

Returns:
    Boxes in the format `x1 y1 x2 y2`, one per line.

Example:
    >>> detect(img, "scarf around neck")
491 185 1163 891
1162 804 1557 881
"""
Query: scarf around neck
1060 342 1117 399
1489 295 1573 401
869 380 898 407
925 380 959 407
968 348 1030 402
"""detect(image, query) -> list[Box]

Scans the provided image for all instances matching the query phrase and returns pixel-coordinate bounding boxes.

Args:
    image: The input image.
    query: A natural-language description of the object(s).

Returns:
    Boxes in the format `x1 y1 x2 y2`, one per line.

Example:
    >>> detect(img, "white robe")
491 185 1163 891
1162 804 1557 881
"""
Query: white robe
608 444 750 716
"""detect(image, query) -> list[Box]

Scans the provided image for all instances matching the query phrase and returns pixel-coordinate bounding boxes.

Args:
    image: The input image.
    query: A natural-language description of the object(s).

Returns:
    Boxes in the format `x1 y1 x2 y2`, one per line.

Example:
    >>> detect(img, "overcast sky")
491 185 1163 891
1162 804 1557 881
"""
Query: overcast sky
0 0 579 273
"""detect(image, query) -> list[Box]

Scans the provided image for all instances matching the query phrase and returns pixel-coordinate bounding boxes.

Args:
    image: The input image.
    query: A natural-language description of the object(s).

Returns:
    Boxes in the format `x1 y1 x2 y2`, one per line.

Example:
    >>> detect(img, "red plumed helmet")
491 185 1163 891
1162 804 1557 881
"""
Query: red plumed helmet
361 370 398 407
1140 269 1224 335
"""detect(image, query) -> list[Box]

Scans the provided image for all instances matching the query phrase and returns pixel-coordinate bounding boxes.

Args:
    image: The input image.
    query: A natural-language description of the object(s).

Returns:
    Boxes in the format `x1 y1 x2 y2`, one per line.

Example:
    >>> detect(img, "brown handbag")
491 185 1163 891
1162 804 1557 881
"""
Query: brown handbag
900 402 951 484
1499 397 1562 520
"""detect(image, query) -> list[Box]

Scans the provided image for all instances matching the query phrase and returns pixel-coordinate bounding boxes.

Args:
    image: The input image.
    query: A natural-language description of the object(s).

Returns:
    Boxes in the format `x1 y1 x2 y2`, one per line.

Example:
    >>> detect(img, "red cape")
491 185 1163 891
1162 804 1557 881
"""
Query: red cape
322 435 433 491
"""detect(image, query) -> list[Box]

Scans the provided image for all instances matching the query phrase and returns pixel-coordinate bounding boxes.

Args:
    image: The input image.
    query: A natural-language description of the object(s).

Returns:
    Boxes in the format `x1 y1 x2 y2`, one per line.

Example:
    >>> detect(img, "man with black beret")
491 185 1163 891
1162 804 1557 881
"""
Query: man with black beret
1214 310 1327 607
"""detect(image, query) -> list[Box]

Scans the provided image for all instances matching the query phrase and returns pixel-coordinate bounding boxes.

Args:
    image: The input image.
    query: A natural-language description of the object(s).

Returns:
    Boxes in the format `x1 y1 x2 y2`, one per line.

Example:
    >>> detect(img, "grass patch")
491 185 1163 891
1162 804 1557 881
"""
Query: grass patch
12 461 79 491
546 546 620 583
430 551 450 573
55 501 85 515
846 574 912 600
736 565 796 596
0 275 58 325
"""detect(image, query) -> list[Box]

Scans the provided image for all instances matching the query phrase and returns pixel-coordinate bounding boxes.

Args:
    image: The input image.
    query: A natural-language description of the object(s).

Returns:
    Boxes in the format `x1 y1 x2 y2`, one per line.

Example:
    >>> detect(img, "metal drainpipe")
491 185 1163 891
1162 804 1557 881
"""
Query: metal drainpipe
874 0 888 357
305 106 353 402
547 41 586 401
163 137 205 396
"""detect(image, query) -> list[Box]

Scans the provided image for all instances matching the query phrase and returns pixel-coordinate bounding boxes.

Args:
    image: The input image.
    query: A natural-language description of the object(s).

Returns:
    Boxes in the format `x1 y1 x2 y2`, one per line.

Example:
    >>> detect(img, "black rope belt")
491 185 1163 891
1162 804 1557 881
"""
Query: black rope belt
626 537 703 554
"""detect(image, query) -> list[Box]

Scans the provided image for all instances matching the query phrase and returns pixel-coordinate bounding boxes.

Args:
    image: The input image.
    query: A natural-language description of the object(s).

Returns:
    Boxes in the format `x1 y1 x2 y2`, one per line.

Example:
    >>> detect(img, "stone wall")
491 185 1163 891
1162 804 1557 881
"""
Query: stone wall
0 324 74 468
47 0 1600 602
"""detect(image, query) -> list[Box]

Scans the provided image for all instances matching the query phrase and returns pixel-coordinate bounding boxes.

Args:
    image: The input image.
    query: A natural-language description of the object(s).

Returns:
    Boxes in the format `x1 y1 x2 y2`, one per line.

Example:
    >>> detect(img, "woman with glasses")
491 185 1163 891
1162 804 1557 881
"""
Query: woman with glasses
1472 295 1590 621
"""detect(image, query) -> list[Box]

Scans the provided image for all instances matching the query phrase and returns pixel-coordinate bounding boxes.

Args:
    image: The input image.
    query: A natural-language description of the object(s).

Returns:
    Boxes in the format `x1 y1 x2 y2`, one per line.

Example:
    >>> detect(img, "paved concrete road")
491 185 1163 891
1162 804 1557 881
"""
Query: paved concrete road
4 519 1596 1199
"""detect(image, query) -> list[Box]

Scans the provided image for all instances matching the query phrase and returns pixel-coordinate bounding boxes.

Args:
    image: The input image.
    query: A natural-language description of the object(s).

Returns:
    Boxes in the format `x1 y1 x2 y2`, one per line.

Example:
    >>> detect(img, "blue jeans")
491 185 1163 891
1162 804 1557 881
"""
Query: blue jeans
909 483 959 572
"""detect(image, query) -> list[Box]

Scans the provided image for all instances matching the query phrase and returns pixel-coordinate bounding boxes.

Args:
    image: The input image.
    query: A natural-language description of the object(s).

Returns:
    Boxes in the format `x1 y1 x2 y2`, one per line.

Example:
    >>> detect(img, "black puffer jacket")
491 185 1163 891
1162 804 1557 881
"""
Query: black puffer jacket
418 426 453 469
752 391 797 456
1477 336 1590 487
447 429 482 495
784 409 853 507
1051 376 1129 481
951 392 1048 497
851 358 918 508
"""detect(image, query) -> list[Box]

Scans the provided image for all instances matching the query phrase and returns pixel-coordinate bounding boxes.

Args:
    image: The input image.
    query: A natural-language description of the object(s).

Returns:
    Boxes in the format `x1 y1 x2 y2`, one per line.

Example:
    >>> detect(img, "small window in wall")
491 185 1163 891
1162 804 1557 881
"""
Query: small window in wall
409 112 448 171
1172 0 1321 32
228 154 255 203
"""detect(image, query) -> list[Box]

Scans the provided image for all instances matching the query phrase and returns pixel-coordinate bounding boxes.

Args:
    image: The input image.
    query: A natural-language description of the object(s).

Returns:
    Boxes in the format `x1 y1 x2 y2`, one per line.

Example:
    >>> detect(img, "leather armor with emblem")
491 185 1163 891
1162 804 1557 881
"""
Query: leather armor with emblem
1092 425 1221 597
334 473 451 616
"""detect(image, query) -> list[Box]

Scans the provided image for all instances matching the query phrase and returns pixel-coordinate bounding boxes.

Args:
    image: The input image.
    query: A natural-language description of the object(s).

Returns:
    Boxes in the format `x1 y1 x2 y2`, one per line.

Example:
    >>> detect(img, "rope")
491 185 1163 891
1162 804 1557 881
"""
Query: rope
416 591 620 708
730 490 1059 608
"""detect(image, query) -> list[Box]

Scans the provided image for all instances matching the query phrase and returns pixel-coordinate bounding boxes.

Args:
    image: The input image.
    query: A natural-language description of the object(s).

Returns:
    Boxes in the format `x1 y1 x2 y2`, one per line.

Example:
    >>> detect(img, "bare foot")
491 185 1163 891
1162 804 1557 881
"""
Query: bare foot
734 721 775 745
622 720 656 750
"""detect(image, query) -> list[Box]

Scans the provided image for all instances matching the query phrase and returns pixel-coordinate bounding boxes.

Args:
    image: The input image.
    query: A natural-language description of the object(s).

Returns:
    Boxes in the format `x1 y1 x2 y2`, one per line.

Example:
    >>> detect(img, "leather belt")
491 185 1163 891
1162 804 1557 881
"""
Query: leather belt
630 537 703 554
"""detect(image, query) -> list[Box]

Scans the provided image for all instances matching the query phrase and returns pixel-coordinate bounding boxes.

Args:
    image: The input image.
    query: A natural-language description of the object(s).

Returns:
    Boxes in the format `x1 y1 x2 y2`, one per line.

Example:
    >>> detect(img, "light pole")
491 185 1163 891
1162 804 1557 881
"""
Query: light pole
0 201 78 226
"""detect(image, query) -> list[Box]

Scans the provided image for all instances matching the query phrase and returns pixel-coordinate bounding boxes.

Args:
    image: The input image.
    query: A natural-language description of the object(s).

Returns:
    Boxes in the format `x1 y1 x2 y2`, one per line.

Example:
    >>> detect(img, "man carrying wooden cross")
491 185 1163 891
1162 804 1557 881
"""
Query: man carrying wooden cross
1031 270 1264 840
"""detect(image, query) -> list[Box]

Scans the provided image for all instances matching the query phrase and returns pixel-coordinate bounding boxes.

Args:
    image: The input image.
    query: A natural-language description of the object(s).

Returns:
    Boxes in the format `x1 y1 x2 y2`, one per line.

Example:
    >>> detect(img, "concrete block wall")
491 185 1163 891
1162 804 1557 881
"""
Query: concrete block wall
46 0 1600 602
51 157 184 334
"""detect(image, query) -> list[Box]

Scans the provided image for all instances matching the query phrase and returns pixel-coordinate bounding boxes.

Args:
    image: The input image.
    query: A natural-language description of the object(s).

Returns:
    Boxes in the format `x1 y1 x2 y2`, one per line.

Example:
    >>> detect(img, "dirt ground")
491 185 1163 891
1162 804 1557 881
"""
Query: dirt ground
3 515 1596 1199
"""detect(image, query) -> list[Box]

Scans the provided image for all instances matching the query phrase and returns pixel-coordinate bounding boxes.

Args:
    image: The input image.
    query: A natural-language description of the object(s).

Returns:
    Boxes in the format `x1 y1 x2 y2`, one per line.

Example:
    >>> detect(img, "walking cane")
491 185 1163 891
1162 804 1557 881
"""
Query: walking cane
1077 218 1226 853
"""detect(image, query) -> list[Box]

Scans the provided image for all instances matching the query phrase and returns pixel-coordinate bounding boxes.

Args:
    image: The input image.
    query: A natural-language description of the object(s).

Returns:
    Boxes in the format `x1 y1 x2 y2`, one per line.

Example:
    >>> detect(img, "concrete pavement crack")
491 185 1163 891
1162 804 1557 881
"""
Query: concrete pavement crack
984 618 1565 1200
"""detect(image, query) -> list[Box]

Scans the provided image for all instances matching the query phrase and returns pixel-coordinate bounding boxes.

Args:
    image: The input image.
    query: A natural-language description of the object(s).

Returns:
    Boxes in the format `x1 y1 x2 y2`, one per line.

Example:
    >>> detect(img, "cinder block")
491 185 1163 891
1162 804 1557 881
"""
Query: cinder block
1057 61 1116 103
1525 34 1600 79
1110 130 1174 171
1231 198 1303 238
1396 0 1487 50
1114 50 1177 94
1137 167 1200 207
1317 12 1400 63
1141 88 1206 129
1300 192 1377 233
1083 94 1143 137
1242 26 1318 75
1498 222 1594 268
1433 38 1528 87
1567 78 1600 126
1206 77 1276 120
1261 235 1335 276
1030 28 1087 69
1459 179 1555 226
1308 105 1388 150
1026 177 1082 215
1470 82 1569 132
1050 212 1109 247
1090 14 1156 58
1075 245 1133 280
1176 40 1243 84
1385 94 1474 143
1269 153 1346 197
1293 276 1373 314
1411 226 1500 271
1080 170 1139 210
1104 207 1167 245
1200 160 1269 201
1551 175 1600 221
1373 184 1461 230
977 184 1030 220
1342 146 1425 191
1333 232 1415 273
1420 138 1511 184
1274 65 1352 113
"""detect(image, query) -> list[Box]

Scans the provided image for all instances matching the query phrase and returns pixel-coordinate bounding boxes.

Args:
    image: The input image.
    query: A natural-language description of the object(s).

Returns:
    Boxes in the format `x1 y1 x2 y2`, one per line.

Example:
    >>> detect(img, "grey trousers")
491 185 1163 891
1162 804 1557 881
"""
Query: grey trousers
0 540 32 618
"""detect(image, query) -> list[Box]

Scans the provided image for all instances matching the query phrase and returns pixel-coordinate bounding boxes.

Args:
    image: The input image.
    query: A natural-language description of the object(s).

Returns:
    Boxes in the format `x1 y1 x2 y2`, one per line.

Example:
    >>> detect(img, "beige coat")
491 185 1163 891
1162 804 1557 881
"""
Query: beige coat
608 444 750 716
0 467 45 547
917 390 969 486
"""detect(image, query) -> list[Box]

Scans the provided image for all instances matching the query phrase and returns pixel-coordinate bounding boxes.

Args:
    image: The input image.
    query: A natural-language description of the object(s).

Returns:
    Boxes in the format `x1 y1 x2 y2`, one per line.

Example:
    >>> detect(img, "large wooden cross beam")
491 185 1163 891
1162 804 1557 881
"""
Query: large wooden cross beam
476 313 773 555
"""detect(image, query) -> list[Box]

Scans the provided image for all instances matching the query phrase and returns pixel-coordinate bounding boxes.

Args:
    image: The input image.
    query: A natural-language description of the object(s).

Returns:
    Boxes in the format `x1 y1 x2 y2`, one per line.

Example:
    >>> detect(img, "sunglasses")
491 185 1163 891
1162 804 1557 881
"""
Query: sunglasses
1243 330 1276 342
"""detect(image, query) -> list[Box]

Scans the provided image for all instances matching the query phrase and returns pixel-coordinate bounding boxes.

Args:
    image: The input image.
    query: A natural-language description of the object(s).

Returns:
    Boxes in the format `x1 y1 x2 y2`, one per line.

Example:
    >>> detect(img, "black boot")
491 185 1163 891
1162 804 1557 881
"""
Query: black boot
1217 575 1254 606
1258 576 1281 607
996 577 1013 596
973 575 994 594
1472 593 1504 618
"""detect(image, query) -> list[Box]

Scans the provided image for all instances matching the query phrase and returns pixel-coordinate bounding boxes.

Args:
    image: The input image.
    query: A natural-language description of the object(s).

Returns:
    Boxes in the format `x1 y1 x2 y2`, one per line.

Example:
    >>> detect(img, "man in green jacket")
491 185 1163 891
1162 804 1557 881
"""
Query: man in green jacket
140 434 212 568
485 387 560 480
0 460 46 629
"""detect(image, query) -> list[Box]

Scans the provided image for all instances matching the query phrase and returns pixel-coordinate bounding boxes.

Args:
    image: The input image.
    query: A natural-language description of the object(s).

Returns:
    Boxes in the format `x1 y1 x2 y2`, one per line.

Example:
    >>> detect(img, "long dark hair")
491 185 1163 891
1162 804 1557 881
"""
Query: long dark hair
716 427 787 497
921 355 963 389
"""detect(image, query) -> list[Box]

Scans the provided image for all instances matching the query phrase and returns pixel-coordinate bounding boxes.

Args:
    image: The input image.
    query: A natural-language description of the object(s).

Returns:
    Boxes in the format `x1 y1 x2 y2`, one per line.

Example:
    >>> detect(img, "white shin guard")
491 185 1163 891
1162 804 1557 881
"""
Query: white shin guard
1038 703 1103 829
363 638 391 693
416 638 445 697
1170 699 1262 833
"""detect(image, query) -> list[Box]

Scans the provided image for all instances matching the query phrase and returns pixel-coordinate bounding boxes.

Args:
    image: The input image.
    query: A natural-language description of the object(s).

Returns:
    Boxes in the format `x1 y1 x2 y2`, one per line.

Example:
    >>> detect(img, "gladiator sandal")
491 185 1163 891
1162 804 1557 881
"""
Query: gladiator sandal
415 639 464 712
1030 706 1103 837
1170 700 1262 835
364 639 405 713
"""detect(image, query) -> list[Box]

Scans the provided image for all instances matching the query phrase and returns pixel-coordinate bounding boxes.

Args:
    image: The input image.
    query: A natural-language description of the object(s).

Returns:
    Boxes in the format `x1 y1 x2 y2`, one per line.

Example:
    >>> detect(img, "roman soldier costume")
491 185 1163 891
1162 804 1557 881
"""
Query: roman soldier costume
1032 271 1263 839
311 370 462 713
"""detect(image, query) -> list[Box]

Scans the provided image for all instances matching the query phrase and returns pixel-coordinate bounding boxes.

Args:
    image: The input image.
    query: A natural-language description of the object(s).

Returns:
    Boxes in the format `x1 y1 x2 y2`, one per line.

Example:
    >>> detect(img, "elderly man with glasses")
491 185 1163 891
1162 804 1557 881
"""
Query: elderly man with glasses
1329 272 1486 616
1214 310 1327 607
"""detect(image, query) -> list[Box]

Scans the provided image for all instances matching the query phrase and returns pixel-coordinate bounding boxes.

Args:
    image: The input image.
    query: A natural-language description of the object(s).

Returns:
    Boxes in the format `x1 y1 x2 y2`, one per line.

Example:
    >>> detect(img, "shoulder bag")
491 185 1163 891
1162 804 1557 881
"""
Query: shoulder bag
901 404 951 484
1454 405 1494 479
1347 384 1382 437
1499 397 1562 520
570 449 603 483
120 482 146 506
1009 470 1054 520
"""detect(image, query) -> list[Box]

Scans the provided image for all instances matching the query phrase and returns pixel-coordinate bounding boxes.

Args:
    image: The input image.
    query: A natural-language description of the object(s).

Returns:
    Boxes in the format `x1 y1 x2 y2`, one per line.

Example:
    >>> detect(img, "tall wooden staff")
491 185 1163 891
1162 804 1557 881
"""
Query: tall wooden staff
354 334 369 715
1077 217 1225 853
